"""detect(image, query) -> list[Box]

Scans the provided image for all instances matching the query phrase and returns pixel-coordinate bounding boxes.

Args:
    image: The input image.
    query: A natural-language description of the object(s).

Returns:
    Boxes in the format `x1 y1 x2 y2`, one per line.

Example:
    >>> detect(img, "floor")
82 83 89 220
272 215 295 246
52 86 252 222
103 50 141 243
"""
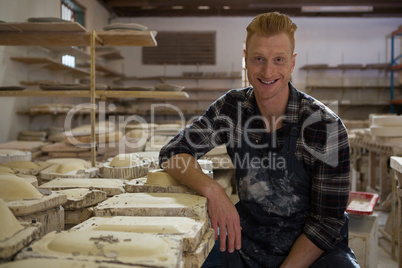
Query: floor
375 211 398 268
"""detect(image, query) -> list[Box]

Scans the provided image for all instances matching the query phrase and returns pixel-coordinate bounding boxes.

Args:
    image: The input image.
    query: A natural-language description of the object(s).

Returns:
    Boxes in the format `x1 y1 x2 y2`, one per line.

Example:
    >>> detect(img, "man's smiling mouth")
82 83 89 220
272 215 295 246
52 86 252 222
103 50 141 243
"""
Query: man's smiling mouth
258 78 278 85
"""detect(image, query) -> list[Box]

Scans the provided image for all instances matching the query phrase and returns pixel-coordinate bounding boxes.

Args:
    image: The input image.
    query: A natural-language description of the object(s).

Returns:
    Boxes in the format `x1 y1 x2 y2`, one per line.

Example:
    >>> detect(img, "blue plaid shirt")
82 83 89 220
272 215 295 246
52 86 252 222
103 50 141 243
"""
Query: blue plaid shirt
159 82 350 250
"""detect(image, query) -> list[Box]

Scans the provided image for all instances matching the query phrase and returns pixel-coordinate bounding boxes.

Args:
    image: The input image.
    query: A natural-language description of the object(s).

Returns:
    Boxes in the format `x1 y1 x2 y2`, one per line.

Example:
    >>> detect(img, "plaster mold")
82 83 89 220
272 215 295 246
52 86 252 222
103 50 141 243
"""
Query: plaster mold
182 228 215 268
370 114 402 126
72 216 208 252
16 205 64 237
109 153 140 167
94 193 207 218
0 199 24 241
46 158 90 165
0 199 41 260
15 230 183 268
6 190 67 217
65 207 94 225
102 154 148 179
39 161 98 182
39 178 125 197
17 174 39 188
370 126 402 137
0 149 31 164
125 177 195 194
0 166 14 174
146 169 182 186
0 259 140 268
61 189 107 210
0 174 43 202
0 161 51 176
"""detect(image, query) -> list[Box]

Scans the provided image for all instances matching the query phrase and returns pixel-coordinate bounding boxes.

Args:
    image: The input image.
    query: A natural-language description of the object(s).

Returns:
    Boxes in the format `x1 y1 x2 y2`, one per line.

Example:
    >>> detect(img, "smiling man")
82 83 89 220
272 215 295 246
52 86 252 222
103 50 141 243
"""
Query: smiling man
159 12 359 268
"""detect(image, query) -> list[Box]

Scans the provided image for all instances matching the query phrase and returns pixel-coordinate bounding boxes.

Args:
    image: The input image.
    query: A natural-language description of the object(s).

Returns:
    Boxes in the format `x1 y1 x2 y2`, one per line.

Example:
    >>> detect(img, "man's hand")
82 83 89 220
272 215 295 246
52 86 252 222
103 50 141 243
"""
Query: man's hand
205 186 242 253
161 153 242 252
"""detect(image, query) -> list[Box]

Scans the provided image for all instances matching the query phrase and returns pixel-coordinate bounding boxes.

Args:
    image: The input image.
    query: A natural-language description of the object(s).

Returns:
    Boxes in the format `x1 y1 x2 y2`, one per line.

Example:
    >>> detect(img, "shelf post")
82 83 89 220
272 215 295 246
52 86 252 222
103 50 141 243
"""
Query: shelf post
90 30 97 167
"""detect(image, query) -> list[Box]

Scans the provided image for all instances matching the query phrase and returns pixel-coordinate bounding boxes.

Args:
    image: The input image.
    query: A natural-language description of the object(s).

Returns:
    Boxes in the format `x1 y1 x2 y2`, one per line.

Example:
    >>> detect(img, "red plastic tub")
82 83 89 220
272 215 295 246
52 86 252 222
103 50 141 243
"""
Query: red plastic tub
346 191 379 215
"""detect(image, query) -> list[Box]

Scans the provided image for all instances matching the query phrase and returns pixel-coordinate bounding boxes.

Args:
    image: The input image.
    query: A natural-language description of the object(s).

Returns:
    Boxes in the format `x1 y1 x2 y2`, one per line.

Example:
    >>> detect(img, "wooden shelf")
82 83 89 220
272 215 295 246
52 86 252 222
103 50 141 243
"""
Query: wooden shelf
300 63 391 71
0 90 189 99
0 22 157 47
11 56 90 76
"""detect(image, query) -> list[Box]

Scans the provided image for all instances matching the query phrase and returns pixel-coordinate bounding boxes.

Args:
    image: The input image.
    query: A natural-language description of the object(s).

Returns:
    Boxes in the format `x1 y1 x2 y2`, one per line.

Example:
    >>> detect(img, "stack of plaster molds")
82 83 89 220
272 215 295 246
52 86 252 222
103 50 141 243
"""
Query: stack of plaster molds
94 192 207 218
0 199 41 262
0 259 138 268
368 114 402 153
71 216 215 268
39 158 99 183
0 175 67 236
0 140 48 159
0 149 31 164
102 153 148 179
15 230 183 267
59 189 107 229
39 178 125 197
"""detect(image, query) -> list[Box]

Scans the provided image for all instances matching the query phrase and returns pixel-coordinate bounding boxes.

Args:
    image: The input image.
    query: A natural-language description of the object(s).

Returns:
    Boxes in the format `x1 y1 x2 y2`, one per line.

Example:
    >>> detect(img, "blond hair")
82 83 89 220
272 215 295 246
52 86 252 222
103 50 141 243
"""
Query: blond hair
246 12 297 53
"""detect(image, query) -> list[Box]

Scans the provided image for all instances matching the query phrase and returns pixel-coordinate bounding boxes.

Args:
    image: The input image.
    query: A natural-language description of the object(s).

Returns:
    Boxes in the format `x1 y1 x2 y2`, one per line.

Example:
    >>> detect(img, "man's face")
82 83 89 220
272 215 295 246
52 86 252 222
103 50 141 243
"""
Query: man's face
244 33 296 105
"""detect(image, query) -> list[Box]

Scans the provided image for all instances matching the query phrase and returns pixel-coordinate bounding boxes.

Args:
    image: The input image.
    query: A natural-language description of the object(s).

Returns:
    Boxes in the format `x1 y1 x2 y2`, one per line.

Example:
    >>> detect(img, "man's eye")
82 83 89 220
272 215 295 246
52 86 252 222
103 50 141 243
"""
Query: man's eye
256 57 264 62
275 58 284 63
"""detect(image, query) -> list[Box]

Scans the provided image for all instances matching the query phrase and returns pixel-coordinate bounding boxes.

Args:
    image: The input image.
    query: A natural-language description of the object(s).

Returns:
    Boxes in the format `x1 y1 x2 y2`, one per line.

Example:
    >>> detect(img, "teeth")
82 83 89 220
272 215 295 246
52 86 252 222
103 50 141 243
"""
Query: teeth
260 79 276 85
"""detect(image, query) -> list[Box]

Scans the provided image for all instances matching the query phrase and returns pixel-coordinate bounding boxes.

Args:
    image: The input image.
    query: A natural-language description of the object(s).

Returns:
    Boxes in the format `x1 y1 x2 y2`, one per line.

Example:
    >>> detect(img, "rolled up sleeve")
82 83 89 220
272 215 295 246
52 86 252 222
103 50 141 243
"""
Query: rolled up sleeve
302 117 350 250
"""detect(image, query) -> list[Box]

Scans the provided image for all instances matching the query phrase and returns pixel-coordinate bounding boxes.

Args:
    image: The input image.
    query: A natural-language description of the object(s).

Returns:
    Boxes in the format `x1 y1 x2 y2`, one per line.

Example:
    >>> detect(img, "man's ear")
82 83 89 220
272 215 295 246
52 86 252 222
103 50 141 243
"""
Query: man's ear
243 49 248 69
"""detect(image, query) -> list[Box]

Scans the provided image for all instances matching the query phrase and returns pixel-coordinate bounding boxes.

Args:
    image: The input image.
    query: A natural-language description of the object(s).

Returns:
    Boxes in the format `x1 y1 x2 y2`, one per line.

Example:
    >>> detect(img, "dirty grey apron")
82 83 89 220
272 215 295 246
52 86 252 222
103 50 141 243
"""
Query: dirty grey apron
232 123 311 267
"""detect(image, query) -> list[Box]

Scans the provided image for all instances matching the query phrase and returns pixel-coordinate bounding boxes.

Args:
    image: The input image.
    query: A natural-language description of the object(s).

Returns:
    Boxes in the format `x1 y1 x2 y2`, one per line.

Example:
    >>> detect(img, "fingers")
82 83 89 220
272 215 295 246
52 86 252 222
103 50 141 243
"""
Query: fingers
219 225 227 252
211 219 218 241
226 222 235 253
234 223 242 250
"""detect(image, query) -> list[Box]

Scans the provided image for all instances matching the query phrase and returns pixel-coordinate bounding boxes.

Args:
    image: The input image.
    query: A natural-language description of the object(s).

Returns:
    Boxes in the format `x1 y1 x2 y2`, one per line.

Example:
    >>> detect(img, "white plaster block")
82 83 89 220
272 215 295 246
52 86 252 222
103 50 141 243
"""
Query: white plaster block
93 193 207 218
15 230 183 268
39 178 125 197
71 216 208 252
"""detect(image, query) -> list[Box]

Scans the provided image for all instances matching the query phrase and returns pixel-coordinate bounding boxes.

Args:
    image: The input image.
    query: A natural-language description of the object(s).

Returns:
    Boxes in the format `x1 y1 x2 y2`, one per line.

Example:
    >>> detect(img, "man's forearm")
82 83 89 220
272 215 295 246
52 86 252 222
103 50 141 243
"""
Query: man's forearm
160 153 222 198
280 233 324 268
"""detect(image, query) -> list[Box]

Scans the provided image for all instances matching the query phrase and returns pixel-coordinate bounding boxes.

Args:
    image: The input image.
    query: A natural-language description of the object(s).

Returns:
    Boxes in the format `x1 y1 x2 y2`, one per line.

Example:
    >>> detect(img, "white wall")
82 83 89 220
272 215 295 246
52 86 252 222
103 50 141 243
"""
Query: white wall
115 16 401 89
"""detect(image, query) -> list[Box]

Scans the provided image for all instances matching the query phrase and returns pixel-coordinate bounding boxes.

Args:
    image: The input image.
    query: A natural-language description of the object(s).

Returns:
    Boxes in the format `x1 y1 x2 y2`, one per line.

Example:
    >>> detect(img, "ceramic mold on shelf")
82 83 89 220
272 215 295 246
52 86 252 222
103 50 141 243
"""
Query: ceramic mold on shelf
15 230 183 268
0 175 66 236
39 178 125 197
0 199 41 260
94 192 207 218
102 153 148 179
0 149 31 164
39 159 99 182
71 216 208 252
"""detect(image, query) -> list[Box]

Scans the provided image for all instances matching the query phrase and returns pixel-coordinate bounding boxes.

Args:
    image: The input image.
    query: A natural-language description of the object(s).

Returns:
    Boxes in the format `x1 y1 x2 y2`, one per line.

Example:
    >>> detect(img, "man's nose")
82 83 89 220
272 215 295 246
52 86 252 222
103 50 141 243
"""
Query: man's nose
261 61 274 77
